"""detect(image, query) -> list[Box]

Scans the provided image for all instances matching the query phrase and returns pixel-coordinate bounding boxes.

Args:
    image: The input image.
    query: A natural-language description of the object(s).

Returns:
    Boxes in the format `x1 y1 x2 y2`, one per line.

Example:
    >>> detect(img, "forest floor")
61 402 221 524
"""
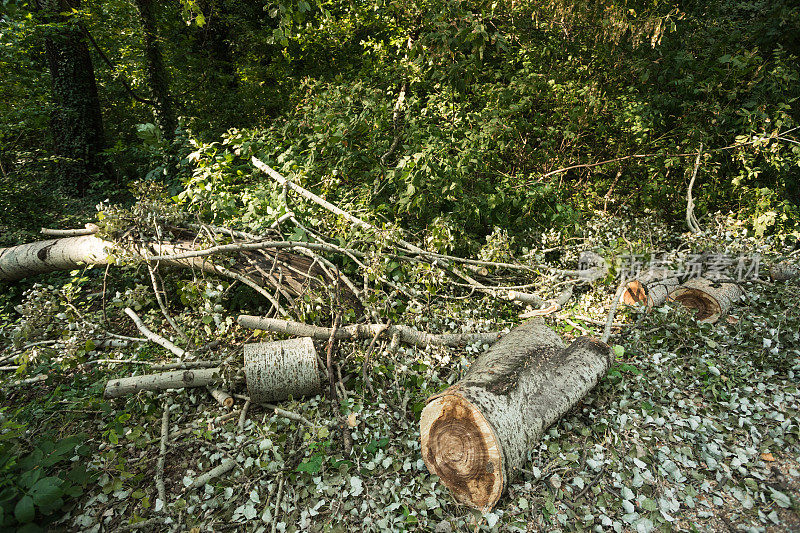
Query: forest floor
1 212 799 532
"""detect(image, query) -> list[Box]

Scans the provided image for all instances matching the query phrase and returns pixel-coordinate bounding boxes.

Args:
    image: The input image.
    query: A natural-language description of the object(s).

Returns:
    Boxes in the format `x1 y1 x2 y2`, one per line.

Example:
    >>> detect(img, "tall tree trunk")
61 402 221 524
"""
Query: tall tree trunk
133 0 177 141
197 0 237 89
36 0 106 195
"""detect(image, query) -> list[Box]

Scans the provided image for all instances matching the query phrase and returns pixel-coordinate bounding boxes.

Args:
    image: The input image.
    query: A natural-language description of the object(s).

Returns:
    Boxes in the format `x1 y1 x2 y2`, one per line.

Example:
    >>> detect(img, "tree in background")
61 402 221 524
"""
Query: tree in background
132 0 176 141
34 0 106 195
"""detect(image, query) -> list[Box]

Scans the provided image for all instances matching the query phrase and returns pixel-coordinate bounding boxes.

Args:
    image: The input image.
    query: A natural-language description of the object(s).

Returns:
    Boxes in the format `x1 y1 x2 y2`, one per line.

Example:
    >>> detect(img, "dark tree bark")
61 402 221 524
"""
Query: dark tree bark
35 0 106 195
196 0 237 88
133 0 177 141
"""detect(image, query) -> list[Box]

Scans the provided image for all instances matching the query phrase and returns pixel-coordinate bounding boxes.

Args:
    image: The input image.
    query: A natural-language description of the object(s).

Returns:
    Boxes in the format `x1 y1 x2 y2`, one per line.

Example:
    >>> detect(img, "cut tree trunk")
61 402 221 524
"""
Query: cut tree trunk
243 338 321 403
419 319 611 511
621 269 679 308
669 277 742 323
769 261 799 282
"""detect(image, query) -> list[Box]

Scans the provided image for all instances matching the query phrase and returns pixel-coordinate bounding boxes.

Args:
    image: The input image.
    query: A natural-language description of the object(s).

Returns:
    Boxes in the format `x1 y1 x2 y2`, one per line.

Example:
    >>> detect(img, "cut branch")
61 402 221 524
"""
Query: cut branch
40 223 99 236
104 368 224 398
237 316 504 348
155 398 170 507
124 307 185 358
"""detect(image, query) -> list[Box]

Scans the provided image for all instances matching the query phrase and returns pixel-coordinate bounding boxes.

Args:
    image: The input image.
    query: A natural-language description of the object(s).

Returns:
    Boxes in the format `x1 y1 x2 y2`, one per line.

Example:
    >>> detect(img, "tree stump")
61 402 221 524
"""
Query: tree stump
419 320 612 511
243 337 321 403
620 269 679 308
669 277 742 323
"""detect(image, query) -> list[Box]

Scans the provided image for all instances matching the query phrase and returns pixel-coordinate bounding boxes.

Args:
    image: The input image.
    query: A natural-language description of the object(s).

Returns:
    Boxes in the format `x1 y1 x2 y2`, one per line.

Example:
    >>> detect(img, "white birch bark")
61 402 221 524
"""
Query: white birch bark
0 236 111 281
237 316 504 348
420 319 611 511
104 368 223 398
243 338 321 403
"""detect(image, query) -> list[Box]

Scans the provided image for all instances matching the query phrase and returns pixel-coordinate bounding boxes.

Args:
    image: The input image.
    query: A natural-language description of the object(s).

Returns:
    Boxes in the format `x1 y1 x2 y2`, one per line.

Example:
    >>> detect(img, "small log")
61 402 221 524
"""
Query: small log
209 388 234 409
620 268 679 308
769 261 799 282
669 277 742 323
104 368 223 398
419 320 611 511
243 338 321 403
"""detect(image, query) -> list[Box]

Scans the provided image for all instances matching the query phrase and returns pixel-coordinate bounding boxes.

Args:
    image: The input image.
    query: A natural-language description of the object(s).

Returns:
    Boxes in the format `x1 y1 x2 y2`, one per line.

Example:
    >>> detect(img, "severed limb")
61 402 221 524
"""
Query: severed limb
155 398 170 508
104 368 228 398
124 307 185 358
237 316 505 348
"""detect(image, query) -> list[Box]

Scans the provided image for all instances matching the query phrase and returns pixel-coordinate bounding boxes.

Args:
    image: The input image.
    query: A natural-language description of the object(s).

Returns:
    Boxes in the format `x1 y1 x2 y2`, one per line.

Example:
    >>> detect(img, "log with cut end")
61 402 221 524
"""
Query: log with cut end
104 368 224 398
620 269 679 308
419 320 611 511
769 261 798 282
244 337 321 403
669 277 742 323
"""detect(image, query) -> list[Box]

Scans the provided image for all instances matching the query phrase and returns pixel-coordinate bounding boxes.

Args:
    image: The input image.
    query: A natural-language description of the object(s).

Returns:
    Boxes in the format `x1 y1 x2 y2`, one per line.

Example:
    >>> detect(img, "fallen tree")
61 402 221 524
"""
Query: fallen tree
419 319 612 511
0 233 344 314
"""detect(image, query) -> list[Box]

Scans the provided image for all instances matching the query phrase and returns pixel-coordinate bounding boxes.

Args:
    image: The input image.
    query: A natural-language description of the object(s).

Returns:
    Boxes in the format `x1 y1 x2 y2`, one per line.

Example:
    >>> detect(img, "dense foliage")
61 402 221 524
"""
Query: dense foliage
1 0 798 248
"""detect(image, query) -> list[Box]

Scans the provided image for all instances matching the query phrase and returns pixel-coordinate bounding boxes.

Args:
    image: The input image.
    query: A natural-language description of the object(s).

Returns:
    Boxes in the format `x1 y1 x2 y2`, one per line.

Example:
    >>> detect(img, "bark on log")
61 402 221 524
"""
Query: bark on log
209 388 234 409
669 277 742 323
0 235 343 305
621 269 679 308
104 368 223 398
769 261 799 282
0 236 110 281
237 316 504 348
243 338 321 403
419 320 611 511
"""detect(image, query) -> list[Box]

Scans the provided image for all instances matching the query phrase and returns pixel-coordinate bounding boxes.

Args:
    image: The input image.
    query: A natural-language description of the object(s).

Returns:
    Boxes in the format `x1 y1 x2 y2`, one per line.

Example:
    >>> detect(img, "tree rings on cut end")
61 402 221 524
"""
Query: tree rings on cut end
669 278 742 324
420 393 503 511
621 280 647 305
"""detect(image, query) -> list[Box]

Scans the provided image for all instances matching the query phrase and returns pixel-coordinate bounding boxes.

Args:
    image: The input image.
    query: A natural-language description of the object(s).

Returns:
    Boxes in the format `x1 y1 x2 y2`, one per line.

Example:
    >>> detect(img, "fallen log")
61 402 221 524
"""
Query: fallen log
104 368 224 398
769 261 799 282
0 235 110 281
243 338 321 403
419 320 611 511
237 315 504 348
0 234 345 309
669 277 742 323
620 269 679 308
209 388 234 409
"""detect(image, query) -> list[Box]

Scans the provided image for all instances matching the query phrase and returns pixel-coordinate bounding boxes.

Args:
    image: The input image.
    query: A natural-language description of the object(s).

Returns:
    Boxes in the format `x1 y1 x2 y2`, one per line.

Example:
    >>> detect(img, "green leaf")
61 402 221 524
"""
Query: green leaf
641 498 658 511
297 455 323 474
14 495 35 523
30 476 63 513
613 345 625 358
